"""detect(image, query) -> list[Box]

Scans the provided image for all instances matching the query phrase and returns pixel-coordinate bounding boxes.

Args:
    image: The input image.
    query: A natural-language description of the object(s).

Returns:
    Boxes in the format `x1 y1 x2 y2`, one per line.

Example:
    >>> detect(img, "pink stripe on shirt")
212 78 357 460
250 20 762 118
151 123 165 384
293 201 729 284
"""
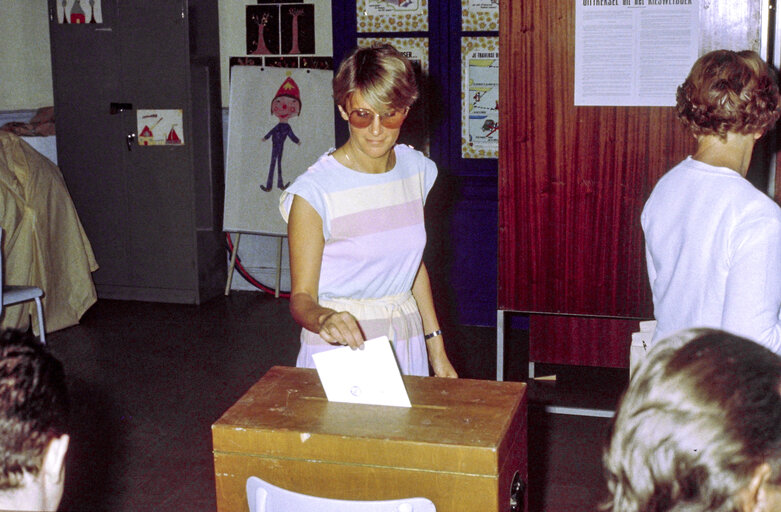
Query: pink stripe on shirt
330 200 423 239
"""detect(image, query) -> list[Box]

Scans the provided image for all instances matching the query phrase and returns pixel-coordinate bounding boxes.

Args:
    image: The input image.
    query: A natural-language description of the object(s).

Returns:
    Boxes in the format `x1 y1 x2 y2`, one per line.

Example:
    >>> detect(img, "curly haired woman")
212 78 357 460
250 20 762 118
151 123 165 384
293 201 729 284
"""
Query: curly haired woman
642 50 781 353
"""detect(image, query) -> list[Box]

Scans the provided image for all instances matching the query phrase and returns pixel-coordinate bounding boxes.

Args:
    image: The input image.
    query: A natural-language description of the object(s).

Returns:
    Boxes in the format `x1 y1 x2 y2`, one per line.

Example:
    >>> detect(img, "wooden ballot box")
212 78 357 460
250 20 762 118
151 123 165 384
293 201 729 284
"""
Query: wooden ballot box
212 366 527 512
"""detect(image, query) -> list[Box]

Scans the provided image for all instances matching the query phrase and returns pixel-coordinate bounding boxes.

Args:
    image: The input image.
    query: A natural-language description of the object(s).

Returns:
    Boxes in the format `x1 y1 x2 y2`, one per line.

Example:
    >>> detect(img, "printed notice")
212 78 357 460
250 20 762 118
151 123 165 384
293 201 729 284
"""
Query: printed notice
574 0 699 106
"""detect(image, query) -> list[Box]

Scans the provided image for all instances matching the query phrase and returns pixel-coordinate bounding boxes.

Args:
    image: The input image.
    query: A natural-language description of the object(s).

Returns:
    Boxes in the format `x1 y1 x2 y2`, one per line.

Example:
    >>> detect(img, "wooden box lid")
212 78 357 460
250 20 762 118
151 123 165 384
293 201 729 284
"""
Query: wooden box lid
212 366 526 476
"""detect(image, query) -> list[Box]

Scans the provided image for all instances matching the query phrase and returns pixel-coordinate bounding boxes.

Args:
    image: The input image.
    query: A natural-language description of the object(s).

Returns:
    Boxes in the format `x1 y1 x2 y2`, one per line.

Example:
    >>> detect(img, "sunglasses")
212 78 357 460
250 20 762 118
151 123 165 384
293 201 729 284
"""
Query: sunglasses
347 108 408 129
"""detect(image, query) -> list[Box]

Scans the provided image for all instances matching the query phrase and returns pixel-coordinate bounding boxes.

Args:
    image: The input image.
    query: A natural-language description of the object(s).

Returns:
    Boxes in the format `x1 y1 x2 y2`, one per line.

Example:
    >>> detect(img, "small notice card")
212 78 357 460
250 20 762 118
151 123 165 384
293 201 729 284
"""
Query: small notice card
312 336 411 408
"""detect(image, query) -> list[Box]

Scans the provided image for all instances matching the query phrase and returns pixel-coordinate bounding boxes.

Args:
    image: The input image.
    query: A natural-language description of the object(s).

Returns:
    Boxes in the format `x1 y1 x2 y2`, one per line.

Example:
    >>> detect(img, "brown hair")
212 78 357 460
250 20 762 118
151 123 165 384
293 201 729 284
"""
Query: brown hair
333 43 419 112
676 50 781 139
0 330 69 489
602 329 781 512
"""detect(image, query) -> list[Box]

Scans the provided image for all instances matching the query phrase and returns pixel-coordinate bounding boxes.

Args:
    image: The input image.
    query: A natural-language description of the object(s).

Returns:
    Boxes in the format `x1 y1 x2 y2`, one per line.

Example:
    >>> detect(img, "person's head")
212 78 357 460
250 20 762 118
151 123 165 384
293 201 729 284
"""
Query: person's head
0 330 69 511
270 76 301 122
602 328 781 512
333 43 419 114
676 49 781 140
333 44 418 156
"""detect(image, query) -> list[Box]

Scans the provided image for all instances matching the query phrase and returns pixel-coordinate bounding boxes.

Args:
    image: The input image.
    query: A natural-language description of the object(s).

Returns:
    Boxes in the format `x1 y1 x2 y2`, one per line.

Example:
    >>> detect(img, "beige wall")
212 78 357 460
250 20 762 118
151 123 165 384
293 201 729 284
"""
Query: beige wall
0 0 54 111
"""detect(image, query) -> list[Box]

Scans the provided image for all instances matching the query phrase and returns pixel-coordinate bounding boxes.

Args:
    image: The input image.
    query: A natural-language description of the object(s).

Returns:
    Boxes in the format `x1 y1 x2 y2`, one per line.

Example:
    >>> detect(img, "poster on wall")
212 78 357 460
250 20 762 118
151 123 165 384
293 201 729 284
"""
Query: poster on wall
136 110 184 146
246 3 315 56
56 0 102 24
357 0 428 33
574 0 699 106
462 0 498 31
218 0 334 107
356 37 428 73
357 37 430 154
461 37 498 159
223 66 335 235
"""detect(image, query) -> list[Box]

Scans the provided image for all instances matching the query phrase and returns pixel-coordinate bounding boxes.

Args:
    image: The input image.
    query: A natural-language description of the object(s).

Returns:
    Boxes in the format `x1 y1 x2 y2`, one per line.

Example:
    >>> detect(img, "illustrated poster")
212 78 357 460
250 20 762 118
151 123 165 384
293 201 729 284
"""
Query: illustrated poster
218 0 333 107
136 110 184 146
358 0 428 32
56 0 103 24
246 4 316 56
462 37 499 159
223 67 334 235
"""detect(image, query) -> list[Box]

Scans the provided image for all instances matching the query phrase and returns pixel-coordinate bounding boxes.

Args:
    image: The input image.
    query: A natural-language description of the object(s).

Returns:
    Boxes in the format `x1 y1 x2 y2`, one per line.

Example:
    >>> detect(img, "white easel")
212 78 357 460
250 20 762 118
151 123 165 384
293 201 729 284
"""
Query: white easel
224 232 286 298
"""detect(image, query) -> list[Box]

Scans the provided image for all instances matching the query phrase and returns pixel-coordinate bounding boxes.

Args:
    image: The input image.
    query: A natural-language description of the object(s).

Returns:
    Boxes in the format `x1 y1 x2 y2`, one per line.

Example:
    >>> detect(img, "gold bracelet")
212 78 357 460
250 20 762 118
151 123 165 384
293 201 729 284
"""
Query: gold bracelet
424 329 442 340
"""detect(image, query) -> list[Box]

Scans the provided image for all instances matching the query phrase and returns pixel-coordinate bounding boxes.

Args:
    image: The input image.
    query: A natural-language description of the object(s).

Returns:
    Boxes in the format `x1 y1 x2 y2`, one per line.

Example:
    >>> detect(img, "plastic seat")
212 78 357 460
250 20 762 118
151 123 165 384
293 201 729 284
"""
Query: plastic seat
1 229 46 343
246 476 436 512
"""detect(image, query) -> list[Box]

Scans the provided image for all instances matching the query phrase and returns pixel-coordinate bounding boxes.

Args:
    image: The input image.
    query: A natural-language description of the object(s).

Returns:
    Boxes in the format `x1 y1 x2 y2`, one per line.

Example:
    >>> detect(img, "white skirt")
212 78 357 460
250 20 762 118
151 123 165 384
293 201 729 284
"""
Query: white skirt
296 291 430 376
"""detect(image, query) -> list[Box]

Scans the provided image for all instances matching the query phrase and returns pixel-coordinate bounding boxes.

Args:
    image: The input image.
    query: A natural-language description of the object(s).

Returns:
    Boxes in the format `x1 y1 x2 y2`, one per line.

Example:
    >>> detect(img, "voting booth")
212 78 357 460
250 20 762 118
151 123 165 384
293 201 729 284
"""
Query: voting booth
212 366 527 512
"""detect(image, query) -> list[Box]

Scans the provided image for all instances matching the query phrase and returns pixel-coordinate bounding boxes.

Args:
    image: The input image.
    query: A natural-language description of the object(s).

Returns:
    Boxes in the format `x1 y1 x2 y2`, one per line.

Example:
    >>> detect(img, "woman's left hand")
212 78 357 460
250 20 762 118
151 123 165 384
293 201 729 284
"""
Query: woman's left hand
431 355 458 378
427 340 458 378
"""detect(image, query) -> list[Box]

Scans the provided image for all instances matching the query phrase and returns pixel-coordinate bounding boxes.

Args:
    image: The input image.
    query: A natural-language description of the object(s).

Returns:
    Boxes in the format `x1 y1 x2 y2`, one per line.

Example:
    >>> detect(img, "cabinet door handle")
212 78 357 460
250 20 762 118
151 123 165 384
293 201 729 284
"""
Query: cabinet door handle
126 133 136 151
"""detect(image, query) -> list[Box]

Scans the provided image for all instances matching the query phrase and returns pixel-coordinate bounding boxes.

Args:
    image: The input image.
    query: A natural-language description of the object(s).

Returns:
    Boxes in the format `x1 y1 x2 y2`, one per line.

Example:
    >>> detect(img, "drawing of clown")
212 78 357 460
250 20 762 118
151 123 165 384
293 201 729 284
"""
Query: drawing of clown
260 76 301 192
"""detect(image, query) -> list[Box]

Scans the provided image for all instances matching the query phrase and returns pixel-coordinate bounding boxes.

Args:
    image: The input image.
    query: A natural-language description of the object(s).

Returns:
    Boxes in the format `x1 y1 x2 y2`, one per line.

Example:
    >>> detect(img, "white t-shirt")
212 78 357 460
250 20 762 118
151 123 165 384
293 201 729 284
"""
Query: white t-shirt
280 144 436 300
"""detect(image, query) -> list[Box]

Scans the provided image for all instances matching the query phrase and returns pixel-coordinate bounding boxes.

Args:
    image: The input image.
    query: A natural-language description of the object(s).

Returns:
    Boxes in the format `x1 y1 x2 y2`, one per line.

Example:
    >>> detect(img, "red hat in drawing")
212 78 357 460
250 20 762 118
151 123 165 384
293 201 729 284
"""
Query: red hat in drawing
274 76 301 103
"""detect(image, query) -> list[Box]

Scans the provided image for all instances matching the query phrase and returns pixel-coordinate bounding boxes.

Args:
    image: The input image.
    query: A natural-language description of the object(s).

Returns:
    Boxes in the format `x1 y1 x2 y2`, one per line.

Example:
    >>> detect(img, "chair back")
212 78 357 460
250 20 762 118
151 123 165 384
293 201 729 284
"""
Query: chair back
246 476 436 512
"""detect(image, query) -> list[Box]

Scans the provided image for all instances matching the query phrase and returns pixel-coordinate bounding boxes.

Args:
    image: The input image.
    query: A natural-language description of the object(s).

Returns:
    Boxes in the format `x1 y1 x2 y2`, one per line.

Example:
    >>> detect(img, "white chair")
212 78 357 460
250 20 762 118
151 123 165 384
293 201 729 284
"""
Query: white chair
1 229 46 343
246 476 436 512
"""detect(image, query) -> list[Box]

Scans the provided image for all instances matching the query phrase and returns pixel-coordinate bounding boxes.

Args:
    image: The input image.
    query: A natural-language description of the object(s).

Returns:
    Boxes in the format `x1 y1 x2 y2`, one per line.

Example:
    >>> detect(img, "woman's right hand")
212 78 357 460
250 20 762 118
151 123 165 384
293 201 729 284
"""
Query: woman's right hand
318 310 365 350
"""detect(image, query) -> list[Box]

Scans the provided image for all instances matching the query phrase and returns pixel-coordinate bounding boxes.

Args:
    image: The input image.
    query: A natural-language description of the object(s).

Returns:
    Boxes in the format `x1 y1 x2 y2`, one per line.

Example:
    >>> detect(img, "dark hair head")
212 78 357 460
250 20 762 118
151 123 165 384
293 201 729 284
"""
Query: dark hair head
676 49 781 139
603 329 781 511
0 330 69 490
333 43 419 112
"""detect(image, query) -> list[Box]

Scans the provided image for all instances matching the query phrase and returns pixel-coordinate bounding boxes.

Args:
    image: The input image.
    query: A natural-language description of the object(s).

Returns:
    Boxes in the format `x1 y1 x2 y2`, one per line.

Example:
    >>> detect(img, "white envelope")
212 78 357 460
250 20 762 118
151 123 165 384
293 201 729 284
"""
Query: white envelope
312 336 411 408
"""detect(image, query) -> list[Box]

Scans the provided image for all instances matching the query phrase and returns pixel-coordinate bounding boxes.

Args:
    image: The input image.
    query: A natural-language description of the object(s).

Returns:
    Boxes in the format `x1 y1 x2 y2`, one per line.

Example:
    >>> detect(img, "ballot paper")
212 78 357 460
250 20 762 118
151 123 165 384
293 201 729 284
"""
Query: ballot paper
312 336 411 408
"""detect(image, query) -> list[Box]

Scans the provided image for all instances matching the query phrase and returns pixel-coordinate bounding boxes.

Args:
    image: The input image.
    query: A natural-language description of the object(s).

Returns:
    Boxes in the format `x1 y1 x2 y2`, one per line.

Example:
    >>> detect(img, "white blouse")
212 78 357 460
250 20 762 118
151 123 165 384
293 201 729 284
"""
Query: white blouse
642 156 781 354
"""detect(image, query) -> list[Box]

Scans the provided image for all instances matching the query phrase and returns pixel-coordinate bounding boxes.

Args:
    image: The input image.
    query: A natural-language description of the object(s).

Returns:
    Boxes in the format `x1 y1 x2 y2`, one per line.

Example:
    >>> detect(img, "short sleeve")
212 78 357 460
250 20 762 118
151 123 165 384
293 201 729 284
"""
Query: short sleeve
422 156 437 203
279 177 330 239
397 144 437 203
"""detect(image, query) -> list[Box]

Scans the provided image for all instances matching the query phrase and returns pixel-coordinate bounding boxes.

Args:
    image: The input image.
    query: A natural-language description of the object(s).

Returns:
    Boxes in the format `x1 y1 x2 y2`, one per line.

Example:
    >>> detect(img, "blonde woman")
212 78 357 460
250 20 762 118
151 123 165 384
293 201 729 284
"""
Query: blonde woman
280 44 457 378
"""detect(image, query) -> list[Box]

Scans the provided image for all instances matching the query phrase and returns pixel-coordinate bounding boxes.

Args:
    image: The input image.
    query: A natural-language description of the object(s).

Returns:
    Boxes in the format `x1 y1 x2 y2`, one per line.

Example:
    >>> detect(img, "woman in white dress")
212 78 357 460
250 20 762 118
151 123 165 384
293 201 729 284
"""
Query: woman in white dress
280 44 457 377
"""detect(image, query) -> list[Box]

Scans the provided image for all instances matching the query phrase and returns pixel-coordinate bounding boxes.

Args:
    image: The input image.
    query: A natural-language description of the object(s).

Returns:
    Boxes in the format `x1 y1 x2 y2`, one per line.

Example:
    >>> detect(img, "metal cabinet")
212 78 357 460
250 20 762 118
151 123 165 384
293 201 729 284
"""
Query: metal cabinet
48 0 225 303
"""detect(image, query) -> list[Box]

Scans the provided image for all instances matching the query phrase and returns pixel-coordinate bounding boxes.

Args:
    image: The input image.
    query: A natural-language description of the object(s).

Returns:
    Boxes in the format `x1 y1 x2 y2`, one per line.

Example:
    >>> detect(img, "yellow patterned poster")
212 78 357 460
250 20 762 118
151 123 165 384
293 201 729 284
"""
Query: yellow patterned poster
356 37 428 71
357 0 428 33
462 37 498 159
462 0 498 31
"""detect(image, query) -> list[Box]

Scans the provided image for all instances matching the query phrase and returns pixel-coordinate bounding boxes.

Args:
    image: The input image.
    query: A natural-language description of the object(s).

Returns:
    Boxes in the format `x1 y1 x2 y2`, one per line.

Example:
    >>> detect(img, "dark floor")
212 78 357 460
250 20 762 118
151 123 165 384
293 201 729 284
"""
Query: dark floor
42 291 627 511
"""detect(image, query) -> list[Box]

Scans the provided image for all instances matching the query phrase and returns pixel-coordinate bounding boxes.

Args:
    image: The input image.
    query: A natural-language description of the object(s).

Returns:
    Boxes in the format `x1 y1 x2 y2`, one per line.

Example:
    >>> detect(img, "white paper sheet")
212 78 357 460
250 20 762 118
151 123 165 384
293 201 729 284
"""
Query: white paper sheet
312 336 411 408
574 0 699 106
